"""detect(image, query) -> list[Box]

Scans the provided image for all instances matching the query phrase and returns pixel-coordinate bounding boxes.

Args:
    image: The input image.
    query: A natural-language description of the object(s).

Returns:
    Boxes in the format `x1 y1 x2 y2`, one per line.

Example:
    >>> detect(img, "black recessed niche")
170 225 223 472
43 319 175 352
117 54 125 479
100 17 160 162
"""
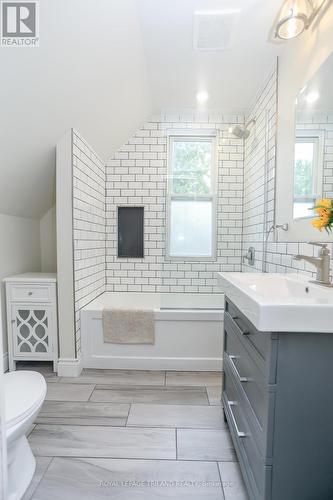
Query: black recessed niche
117 207 144 258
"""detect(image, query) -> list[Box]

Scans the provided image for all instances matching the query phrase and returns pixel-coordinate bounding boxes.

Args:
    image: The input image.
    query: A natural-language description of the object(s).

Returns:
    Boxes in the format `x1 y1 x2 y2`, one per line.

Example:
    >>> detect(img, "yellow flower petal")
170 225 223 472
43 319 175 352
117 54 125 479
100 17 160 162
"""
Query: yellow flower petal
317 199 332 209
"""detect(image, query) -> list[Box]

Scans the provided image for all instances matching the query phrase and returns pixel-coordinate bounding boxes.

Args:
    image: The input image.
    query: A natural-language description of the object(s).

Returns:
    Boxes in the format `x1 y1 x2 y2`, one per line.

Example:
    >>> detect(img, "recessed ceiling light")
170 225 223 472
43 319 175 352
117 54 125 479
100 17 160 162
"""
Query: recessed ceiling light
305 91 319 104
196 91 209 104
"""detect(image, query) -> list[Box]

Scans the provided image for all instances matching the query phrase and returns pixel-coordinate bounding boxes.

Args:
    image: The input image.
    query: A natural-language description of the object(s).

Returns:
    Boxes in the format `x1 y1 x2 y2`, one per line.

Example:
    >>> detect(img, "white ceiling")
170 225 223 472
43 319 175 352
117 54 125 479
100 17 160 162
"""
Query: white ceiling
0 0 283 219
137 0 282 111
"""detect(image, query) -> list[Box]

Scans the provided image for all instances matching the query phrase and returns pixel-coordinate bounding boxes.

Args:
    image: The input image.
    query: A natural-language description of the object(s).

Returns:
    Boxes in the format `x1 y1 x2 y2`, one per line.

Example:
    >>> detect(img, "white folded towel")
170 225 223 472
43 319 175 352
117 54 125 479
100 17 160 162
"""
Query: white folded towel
102 308 155 344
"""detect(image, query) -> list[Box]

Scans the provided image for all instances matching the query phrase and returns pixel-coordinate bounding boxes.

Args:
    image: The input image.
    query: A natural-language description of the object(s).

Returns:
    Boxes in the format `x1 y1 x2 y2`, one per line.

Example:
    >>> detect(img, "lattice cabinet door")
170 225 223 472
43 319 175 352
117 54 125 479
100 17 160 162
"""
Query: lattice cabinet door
4 273 58 372
11 305 54 358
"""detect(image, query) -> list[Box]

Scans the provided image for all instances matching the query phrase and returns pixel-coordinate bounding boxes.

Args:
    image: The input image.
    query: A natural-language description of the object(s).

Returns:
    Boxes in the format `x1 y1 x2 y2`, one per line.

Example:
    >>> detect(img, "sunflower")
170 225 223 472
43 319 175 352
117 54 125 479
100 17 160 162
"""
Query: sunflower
311 199 333 233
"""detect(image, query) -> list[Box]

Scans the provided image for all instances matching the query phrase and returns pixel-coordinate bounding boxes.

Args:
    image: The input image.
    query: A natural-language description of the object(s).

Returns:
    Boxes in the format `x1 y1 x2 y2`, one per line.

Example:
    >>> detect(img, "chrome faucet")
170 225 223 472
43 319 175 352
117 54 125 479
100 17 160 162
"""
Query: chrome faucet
293 242 332 287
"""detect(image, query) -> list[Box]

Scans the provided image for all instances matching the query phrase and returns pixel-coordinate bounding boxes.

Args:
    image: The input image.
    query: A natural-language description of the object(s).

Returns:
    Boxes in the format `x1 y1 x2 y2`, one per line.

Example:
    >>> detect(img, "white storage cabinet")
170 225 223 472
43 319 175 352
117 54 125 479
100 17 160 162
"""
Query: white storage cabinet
4 273 58 371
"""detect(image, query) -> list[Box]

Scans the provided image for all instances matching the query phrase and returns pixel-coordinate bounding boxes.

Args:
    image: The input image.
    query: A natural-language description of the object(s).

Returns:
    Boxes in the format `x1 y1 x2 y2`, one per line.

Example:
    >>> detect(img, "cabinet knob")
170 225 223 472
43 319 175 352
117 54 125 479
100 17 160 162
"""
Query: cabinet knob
28 291 33 296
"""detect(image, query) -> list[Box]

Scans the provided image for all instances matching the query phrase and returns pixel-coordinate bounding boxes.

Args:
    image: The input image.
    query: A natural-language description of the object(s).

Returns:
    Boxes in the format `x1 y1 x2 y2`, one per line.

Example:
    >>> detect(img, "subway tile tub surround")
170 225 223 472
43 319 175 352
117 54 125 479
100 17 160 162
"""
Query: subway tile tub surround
63 117 246 366
242 64 278 273
239 61 333 277
105 111 245 294
72 130 106 355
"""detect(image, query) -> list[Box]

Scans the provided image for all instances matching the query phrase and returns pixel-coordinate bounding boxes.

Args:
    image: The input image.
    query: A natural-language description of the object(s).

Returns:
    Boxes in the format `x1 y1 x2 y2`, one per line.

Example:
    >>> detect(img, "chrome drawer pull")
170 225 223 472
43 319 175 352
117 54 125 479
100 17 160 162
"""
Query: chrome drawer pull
227 400 246 438
229 355 248 383
232 316 249 335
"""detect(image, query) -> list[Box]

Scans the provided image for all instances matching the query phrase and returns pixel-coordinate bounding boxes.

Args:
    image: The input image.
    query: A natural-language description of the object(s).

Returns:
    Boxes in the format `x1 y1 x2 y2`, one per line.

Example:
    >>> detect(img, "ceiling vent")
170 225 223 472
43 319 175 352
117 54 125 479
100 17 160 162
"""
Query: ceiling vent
193 9 240 50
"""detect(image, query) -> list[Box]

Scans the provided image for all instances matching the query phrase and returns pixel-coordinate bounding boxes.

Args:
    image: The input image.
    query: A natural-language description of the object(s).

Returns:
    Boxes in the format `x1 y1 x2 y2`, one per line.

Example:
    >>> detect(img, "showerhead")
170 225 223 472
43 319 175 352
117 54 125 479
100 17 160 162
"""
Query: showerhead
229 119 256 140
229 125 251 139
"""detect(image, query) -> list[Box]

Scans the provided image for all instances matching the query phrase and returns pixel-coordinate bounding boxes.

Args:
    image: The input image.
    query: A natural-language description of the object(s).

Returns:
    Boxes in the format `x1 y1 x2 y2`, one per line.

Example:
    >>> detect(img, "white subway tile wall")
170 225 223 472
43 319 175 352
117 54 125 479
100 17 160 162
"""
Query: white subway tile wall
264 240 333 277
242 65 278 273
105 112 245 293
72 130 106 354
241 64 333 279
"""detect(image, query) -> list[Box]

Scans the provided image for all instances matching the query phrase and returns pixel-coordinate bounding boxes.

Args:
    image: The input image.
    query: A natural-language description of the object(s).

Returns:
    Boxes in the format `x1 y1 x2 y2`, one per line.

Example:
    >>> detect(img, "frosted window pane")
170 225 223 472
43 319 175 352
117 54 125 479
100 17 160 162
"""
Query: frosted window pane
294 142 315 197
169 200 212 257
293 140 316 219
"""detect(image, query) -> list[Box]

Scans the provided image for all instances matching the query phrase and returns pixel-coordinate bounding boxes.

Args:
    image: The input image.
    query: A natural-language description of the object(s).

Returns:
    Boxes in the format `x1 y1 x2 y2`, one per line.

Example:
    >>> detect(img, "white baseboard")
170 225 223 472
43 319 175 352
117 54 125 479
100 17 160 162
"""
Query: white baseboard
57 356 82 377
82 356 223 371
3 353 8 372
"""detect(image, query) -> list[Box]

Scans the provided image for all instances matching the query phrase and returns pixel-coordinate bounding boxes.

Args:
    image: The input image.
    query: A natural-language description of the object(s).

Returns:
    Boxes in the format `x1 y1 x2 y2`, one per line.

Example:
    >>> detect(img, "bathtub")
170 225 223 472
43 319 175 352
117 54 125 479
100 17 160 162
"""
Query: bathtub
81 292 224 371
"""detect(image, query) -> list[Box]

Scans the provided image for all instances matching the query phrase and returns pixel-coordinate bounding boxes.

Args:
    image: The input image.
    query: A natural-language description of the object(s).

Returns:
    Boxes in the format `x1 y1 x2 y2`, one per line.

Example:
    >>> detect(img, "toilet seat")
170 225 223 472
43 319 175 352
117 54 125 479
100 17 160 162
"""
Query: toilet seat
5 371 47 429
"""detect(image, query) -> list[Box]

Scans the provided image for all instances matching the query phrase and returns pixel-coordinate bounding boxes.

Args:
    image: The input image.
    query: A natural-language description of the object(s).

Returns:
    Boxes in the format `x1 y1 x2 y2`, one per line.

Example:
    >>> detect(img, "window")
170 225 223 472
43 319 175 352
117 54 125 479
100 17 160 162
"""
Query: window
293 130 324 219
167 133 217 259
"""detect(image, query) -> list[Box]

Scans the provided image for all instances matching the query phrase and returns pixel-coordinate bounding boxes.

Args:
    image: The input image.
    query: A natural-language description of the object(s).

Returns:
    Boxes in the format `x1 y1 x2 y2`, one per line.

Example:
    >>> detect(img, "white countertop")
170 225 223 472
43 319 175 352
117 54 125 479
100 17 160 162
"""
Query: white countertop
217 272 333 333
3 272 57 283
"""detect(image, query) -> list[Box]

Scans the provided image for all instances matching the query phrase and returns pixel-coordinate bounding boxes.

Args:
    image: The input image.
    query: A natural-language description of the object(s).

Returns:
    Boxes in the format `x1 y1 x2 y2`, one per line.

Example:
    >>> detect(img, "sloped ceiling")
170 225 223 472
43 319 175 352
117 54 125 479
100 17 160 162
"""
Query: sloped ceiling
0 0 282 219
0 0 152 219
137 0 282 110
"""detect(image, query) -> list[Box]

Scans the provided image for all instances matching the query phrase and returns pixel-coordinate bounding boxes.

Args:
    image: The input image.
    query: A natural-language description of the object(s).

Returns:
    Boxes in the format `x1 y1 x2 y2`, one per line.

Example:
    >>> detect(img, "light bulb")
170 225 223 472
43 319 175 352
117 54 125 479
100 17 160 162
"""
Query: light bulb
305 91 319 104
196 91 209 104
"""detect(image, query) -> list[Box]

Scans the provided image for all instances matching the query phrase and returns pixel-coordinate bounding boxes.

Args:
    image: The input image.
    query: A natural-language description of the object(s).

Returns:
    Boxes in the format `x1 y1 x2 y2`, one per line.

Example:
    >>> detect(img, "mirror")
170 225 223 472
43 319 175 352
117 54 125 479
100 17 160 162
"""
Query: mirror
293 53 333 220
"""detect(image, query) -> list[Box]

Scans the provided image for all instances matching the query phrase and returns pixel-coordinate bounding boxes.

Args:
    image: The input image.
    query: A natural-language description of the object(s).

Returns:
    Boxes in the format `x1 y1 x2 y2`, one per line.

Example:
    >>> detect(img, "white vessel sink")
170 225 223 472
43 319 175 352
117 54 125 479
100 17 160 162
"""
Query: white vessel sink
217 272 333 333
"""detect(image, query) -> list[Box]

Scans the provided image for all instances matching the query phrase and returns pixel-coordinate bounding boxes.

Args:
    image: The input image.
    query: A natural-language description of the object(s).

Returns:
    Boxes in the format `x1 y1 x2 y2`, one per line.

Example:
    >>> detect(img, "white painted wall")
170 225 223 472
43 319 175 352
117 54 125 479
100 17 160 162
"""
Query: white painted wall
56 131 76 363
0 214 41 358
40 206 57 272
275 3 333 240
0 291 7 499
0 0 152 220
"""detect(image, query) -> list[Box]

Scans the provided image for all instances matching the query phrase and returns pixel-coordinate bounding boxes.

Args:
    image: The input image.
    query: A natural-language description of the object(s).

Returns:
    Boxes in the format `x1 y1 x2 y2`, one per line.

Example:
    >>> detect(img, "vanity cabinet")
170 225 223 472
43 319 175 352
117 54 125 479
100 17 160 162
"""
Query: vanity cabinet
223 298 333 500
4 273 58 372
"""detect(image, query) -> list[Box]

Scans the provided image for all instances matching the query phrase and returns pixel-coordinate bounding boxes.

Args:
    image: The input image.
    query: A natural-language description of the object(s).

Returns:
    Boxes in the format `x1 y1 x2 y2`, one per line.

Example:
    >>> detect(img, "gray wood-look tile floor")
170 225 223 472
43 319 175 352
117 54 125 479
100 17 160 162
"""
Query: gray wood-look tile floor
19 362 248 500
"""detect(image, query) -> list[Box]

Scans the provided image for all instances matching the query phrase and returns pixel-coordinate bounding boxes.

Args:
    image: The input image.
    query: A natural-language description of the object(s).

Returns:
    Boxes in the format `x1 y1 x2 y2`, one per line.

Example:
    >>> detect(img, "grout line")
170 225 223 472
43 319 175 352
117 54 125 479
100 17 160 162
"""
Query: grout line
216 461 226 499
32 422 227 432
87 384 96 401
175 428 178 460
30 456 55 498
205 386 210 405
33 454 231 463
27 424 36 437
125 404 131 426
124 424 227 431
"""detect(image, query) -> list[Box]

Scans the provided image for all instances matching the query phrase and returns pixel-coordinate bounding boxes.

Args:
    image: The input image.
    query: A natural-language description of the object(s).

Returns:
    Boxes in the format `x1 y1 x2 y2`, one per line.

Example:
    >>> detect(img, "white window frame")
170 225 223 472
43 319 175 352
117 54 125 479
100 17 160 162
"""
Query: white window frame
293 129 324 220
166 130 218 261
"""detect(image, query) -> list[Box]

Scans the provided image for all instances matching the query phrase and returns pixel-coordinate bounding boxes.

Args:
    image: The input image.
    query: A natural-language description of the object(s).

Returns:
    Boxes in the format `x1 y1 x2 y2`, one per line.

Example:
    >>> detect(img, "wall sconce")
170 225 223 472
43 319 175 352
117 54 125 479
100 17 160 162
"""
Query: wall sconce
275 0 327 40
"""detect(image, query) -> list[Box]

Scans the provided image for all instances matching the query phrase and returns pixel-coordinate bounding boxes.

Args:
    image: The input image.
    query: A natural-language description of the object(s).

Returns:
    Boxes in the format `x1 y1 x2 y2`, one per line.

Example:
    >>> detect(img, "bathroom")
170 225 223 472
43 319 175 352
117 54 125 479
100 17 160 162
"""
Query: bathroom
1 0 333 499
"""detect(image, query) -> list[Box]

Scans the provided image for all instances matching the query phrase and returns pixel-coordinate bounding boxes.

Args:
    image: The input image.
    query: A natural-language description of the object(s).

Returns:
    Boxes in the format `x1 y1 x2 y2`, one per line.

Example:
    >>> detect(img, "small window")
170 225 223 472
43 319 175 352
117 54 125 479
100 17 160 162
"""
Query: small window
293 131 324 219
167 134 217 259
118 207 144 258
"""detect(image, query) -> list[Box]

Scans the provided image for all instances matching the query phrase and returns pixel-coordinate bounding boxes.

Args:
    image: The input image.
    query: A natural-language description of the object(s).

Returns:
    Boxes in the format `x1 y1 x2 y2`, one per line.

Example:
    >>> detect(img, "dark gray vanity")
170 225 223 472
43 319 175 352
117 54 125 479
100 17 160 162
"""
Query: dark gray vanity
223 297 333 500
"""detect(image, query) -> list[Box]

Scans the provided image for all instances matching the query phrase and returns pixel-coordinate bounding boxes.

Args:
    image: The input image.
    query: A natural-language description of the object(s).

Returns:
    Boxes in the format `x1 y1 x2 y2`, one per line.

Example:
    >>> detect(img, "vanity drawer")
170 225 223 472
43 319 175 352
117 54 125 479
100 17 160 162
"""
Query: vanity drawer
8 284 52 302
223 362 272 499
225 300 276 383
224 314 268 428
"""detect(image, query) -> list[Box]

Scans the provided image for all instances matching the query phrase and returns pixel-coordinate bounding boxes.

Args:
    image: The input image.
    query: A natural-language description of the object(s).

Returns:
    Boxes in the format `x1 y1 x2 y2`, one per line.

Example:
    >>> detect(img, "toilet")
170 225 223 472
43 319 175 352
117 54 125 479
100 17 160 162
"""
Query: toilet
5 371 47 500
